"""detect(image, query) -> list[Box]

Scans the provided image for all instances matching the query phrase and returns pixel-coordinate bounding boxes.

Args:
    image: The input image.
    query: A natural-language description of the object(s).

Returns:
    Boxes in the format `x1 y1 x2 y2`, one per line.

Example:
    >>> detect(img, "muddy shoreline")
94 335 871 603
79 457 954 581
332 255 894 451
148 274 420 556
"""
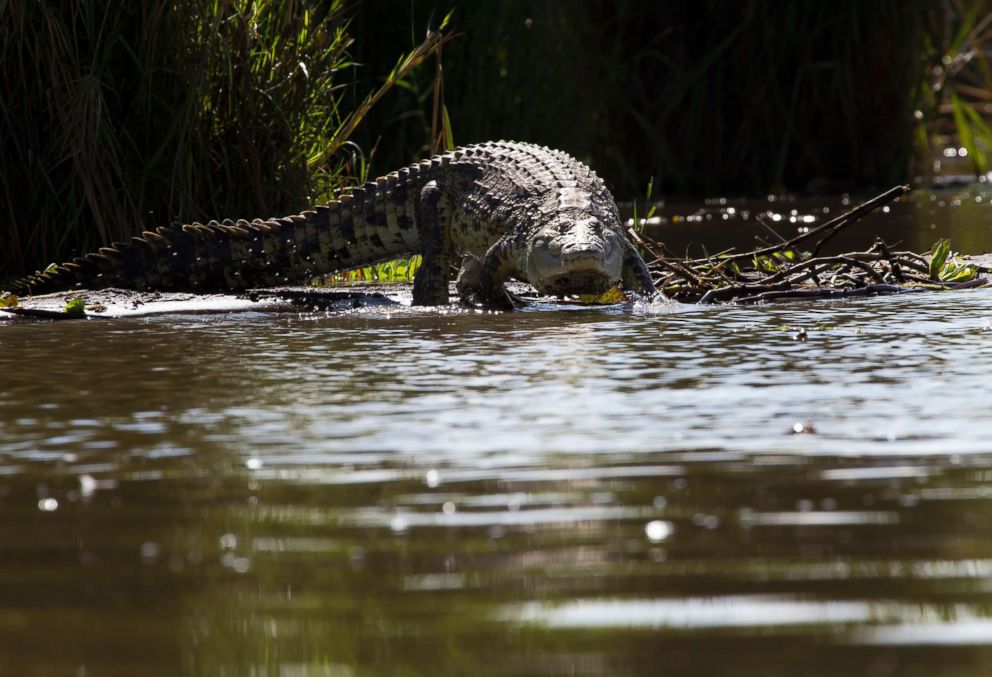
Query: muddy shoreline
0 285 411 320
5 252 992 320
0 282 561 320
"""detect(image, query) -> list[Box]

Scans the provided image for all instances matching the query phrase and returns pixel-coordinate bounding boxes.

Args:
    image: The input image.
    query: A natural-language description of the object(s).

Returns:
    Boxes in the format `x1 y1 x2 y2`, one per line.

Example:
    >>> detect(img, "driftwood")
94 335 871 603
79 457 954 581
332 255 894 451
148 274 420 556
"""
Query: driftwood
632 185 992 305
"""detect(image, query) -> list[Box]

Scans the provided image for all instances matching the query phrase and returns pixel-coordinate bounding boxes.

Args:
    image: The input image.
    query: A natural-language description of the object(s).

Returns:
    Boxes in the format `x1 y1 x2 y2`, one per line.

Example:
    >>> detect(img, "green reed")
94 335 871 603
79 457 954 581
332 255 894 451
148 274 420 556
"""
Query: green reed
0 1 447 282
923 1 992 176
322 256 422 286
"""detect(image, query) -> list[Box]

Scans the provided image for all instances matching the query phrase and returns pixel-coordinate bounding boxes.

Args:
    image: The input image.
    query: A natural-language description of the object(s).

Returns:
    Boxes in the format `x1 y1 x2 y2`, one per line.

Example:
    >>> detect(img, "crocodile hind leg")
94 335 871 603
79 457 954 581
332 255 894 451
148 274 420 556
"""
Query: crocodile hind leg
621 239 657 296
412 181 451 305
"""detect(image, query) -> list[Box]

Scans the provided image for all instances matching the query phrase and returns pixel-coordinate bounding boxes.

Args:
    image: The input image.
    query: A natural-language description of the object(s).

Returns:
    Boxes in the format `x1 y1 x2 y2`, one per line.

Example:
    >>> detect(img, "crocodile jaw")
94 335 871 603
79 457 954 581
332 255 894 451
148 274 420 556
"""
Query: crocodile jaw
533 266 617 296
525 227 624 296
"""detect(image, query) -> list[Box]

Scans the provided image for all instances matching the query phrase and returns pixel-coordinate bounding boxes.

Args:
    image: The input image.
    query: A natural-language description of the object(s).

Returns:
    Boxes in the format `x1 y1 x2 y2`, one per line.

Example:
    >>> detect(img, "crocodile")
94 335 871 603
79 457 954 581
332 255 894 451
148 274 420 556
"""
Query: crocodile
8 140 656 309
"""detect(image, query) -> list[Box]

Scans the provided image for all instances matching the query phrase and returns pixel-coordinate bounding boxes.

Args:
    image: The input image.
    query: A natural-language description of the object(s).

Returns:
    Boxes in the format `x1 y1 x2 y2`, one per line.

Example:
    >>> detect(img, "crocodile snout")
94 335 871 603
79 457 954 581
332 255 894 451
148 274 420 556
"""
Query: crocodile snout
527 232 623 295
559 241 608 266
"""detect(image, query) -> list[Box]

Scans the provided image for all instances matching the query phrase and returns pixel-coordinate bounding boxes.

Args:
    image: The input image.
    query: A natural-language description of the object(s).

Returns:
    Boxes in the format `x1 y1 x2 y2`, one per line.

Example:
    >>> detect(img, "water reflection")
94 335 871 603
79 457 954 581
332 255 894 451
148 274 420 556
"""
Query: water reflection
4 267 992 672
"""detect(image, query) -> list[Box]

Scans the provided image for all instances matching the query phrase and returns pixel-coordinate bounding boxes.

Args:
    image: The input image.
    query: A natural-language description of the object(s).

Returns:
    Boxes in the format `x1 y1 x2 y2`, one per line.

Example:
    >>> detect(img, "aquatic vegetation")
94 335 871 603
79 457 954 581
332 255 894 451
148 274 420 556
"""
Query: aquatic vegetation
928 239 979 282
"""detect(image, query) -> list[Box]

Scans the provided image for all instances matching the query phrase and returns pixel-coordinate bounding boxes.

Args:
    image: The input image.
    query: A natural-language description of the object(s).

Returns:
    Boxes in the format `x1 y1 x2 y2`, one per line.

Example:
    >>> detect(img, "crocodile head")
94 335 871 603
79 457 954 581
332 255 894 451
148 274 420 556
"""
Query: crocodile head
523 216 626 296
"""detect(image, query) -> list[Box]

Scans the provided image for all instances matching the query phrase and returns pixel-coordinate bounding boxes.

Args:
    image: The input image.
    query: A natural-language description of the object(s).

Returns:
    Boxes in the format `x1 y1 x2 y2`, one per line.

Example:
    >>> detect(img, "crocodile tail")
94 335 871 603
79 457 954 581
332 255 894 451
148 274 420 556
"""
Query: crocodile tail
7 210 341 296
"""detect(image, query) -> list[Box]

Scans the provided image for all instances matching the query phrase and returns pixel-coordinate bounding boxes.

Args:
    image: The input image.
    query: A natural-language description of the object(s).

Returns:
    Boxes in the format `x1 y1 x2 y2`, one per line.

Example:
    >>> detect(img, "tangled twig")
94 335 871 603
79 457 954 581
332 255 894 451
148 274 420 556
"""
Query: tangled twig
633 185 991 305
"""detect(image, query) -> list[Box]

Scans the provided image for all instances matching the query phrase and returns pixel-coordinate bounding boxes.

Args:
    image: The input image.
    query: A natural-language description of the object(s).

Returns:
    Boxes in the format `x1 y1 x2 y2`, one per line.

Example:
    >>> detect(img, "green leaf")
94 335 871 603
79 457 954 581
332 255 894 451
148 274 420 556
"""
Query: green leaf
0 292 18 308
63 296 86 316
928 239 978 282
962 102 992 174
929 239 950 280
645 176 658 221
753 254 778 273
442 105 455 152
950 94 991 174
578 286 625 305
942 262 977 282
439 8 455 31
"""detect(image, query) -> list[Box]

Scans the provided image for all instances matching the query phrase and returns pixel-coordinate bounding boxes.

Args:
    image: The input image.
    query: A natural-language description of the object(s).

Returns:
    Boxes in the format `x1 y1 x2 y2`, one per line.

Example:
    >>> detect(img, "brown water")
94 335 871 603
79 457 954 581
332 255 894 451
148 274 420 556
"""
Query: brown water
4 189 992 676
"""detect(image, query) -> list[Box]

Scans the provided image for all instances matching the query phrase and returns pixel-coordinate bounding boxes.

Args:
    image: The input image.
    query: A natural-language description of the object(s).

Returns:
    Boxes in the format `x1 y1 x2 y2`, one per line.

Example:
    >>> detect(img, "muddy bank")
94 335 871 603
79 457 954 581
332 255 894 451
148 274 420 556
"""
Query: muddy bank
0 285 405 320
0 281 566 321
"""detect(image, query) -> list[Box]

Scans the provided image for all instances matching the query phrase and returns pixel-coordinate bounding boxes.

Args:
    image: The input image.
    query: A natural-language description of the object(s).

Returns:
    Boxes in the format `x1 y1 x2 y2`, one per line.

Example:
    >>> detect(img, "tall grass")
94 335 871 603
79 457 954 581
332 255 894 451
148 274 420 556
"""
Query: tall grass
0 1 447 281
923 1 992 176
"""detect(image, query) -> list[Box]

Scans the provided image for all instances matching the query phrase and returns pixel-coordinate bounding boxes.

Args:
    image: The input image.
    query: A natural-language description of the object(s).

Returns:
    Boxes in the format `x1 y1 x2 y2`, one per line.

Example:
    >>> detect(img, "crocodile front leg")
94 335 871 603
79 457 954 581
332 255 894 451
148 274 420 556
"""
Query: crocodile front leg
621 239 656 296
473 236 517 310
412 181 451 305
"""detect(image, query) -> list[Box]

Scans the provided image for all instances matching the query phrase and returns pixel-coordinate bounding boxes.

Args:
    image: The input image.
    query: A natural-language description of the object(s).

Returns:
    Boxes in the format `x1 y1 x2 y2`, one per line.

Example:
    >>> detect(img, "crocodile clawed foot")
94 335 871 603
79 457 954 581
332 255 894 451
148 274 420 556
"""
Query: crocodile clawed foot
455 255 516 310
457 285 517 310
